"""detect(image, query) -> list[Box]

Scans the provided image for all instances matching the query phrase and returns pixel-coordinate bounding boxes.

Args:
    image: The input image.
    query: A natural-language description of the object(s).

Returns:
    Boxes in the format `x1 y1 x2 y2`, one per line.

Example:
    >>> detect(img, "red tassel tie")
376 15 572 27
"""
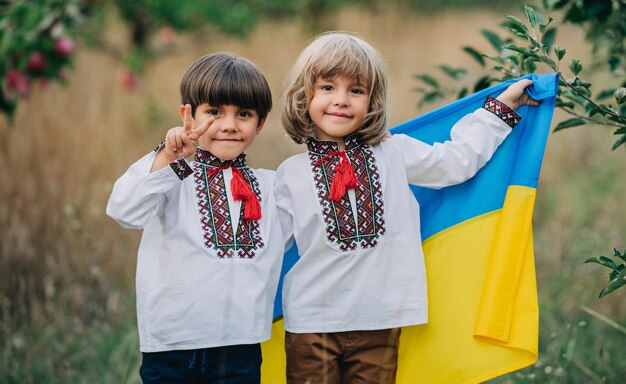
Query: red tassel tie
316 151 359 201
230 167 262 221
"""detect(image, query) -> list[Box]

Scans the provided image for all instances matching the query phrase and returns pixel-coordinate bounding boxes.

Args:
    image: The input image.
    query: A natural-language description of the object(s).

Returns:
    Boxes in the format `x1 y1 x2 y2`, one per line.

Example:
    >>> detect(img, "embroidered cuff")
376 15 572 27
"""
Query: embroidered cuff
483 96 521 128
170 158 193 180
153 139 166 153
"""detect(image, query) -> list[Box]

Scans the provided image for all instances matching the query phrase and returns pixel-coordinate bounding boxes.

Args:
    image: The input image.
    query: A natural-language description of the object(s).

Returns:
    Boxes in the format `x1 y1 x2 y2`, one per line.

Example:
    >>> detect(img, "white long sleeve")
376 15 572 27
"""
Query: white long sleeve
106 151 184 229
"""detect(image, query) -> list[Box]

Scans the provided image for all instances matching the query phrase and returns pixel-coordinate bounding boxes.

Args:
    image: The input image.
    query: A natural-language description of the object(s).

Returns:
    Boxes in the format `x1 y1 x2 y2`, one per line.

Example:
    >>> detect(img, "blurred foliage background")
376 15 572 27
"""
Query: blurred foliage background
1 0 624 383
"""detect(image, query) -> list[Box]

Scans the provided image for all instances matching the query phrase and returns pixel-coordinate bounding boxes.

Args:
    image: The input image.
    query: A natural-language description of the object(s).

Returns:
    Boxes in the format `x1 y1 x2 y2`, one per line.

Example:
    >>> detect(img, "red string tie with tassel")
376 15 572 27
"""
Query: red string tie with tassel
314 151 359 201
207 166 262 221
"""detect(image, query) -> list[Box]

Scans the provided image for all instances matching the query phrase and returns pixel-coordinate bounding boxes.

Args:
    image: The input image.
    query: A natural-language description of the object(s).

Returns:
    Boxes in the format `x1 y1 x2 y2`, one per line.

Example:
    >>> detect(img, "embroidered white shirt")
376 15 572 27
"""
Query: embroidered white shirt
276 106 516 333
107 148 284 352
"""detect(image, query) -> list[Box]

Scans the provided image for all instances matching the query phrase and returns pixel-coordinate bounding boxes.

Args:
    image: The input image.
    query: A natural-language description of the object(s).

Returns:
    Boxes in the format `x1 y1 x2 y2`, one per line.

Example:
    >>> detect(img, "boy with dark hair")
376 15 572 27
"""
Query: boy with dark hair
107 52 283 384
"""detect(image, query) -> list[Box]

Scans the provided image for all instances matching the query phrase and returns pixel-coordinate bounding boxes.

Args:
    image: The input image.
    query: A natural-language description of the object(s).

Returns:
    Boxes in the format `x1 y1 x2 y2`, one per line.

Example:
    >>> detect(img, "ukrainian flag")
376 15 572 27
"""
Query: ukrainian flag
262 73 558 383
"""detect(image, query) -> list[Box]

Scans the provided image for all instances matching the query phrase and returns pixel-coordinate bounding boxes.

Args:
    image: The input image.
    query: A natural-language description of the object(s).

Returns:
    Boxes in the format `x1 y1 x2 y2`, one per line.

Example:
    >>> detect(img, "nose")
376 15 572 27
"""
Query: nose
218 115 238 132
333 90 349 107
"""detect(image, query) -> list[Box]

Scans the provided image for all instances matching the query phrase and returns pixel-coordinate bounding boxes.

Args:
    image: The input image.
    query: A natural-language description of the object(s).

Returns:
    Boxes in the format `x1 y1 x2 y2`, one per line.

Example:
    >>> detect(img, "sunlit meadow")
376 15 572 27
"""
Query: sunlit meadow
1 4 624 383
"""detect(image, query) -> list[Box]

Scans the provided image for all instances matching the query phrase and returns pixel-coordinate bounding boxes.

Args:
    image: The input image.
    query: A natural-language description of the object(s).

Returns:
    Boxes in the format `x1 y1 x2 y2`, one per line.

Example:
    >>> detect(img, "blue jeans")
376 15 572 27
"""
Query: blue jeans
140 343 262 384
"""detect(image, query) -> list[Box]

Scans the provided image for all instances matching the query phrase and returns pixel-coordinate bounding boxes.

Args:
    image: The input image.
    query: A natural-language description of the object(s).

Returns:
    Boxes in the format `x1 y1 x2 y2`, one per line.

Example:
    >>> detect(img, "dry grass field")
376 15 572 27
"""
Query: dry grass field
1 4 624 383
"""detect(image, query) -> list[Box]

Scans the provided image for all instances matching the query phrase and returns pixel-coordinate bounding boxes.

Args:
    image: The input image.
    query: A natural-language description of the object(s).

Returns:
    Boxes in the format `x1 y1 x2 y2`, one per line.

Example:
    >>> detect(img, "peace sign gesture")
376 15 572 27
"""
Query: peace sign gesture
150 104 214 172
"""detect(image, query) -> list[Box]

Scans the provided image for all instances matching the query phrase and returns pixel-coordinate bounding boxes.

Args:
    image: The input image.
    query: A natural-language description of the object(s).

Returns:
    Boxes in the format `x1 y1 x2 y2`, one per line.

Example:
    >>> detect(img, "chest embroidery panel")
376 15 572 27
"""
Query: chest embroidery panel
192 153 264 259
307 139 386 252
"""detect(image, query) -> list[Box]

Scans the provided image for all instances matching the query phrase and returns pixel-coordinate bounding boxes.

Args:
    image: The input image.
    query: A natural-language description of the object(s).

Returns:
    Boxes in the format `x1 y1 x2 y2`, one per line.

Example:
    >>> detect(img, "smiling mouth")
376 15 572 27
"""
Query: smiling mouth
326 112 352 118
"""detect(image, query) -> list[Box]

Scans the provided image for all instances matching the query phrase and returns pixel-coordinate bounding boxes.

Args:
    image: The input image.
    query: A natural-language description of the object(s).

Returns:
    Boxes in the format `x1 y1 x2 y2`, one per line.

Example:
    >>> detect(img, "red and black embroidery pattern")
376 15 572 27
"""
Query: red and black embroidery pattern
308 136 386 252
170 158 193 180
194 149 264 259
483 96 521 128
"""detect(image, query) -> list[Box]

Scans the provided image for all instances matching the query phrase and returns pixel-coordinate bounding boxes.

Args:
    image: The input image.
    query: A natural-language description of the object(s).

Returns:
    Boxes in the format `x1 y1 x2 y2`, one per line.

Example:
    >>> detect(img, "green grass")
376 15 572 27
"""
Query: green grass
1 295 141 384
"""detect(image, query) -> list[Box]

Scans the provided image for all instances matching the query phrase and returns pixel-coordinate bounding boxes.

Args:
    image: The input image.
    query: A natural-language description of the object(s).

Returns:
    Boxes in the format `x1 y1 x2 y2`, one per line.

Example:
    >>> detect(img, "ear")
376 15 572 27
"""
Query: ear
256 116 267 134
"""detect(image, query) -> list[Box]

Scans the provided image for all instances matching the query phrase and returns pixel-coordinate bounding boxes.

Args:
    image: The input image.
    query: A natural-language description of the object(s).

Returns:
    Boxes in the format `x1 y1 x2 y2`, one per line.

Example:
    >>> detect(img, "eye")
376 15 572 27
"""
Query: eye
238 110 254 118
320 85 333 91
351 87 366 95
206 108 220 116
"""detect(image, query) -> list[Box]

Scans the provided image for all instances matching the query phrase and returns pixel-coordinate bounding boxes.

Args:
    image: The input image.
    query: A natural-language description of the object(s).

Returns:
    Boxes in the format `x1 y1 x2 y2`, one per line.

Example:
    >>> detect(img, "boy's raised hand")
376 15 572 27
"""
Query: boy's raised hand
150 104 214 172
163 104 213 161
496 79 540 110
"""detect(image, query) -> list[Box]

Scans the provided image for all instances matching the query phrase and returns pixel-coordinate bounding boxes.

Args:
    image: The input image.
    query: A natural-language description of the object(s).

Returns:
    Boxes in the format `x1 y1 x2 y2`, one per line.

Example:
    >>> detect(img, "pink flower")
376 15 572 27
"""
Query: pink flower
26 51 47 72
119 68 139 91
157 26 176 48
55 37 74 57
5 70 31 96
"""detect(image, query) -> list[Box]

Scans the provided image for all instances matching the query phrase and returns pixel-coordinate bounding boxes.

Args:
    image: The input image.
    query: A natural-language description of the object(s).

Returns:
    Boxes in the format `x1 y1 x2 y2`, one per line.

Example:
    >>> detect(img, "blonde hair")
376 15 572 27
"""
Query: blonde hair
281 32 388 145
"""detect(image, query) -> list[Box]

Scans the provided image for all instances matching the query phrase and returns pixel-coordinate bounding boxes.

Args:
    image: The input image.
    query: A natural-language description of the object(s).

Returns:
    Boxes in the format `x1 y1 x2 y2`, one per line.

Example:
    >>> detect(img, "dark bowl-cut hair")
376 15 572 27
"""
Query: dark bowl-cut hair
180 52 272 124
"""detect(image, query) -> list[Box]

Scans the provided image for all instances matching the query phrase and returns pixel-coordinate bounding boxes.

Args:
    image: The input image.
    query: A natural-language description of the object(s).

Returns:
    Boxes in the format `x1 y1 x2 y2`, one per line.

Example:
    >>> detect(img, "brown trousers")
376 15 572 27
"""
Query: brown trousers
285 328 401 384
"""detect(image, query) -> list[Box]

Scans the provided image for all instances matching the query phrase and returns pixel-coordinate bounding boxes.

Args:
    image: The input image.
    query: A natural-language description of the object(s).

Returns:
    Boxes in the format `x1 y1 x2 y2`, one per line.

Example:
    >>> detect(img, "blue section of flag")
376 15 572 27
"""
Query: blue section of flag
273 244 299 319
392 74 558 240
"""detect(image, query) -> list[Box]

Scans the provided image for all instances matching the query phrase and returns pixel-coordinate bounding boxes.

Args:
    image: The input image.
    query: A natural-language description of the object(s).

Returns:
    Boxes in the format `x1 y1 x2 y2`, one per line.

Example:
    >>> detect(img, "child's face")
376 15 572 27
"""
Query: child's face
309 75 369 145
189 103 265 160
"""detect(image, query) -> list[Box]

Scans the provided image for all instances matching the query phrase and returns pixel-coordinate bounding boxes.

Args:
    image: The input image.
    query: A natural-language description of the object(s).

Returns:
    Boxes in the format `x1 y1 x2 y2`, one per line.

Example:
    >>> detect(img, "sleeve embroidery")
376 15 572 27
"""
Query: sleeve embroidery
483 96 522 128
153 139 166 153
170 158 193 180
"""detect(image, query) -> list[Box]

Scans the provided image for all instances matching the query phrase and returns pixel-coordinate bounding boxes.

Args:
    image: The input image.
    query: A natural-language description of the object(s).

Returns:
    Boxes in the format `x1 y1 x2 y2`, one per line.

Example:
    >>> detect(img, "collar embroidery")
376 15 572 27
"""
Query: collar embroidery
195 148 247 167
307 136 386 252
193 149 263 259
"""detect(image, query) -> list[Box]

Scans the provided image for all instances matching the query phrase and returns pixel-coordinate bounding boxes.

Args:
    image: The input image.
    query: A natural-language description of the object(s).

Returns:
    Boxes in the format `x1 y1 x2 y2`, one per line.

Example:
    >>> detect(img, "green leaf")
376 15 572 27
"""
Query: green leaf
599 278 626 298
575 85 591 98
584 103 601 117
568 59 583 76
485 54 506 65
504 14 526 29
553 117 586 131
529 36 541 48
505 24 529 39
615 249 626 262
608 265 625 281
524 6 537 28
473 76 492 92
563 91 586 106
539 16 554 33
462 46 485 66
419 91 444 107
556 99 575 109
598 256 618 269
539 55 557 68
553 45 566 60
438 65 467 79
503 44 531 55
614 126 626 135
542 28 557 50
584 257 604 265
413 74 439 88
597 88 617 100
614 87 626 104
481 30 503 51
612 134 626 150
457 88 469 100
